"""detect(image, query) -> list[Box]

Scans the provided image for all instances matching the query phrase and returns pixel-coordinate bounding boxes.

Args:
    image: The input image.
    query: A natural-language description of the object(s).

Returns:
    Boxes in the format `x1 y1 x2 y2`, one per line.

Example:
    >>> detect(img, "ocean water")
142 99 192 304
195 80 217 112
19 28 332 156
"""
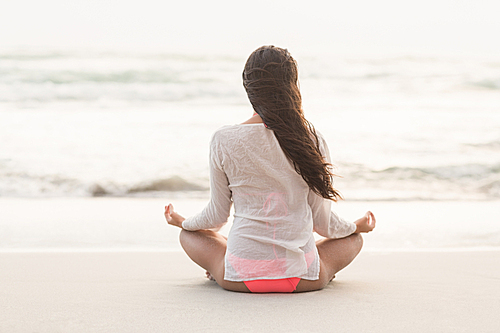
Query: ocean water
1 49 500 202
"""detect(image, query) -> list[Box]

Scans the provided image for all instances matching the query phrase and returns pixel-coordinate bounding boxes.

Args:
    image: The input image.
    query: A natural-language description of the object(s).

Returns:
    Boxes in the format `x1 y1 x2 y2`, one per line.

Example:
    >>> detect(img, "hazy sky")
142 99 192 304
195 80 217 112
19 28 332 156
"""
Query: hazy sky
1 0 499 56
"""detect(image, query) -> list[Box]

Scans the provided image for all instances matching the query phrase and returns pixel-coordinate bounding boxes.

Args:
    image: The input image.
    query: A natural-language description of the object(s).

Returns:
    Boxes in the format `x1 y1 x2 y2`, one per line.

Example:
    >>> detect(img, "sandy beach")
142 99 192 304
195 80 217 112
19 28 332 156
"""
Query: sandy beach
1 250 499 332
2 198 499 332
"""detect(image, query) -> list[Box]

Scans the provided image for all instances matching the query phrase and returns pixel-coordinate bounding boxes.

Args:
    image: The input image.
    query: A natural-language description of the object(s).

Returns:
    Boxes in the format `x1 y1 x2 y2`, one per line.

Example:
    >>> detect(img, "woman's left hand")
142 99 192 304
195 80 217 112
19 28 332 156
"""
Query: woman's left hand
164 203 185 228
354 211 376 233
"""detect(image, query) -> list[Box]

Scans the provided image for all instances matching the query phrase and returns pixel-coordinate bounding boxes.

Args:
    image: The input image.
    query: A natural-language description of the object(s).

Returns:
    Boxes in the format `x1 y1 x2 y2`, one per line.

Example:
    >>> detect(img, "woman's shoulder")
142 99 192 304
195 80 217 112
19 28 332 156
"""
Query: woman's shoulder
211 123 266 143
212 124 237 136
210 125 234 145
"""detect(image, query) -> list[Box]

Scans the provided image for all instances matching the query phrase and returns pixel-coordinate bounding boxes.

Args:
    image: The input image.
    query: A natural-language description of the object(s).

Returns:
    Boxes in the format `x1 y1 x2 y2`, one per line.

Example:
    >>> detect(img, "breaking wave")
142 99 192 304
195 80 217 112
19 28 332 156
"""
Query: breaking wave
1 163 499 200
0 171 209 198
468 79 500 90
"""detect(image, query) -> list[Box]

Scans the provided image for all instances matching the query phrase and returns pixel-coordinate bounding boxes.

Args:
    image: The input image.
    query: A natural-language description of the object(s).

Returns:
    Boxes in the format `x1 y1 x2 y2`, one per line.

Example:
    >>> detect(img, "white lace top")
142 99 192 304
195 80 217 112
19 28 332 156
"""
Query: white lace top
182 123 356 282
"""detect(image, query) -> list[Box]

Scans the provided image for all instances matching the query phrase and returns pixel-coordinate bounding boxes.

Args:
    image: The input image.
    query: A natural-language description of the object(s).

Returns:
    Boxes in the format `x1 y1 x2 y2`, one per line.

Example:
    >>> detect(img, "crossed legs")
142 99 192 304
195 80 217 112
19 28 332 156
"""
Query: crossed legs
179 229 249 292
179 229 363 293
294 233 363 292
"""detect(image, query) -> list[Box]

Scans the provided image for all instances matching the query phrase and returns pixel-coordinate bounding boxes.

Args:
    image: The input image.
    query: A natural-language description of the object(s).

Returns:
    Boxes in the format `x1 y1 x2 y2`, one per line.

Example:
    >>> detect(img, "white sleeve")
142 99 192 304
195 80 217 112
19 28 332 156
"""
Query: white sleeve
308 133 356 238
182 133 232 231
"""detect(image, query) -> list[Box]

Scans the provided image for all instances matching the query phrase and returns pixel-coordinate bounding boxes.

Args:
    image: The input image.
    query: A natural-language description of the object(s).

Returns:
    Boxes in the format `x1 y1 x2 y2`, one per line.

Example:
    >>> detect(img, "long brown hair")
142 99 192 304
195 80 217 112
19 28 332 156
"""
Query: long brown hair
243 45 342 201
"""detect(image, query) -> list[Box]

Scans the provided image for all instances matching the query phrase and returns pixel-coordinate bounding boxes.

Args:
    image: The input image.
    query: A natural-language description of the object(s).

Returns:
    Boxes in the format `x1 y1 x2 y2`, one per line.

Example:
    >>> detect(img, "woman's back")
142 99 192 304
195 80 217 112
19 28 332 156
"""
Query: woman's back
210 123 319 281
217 123 309 219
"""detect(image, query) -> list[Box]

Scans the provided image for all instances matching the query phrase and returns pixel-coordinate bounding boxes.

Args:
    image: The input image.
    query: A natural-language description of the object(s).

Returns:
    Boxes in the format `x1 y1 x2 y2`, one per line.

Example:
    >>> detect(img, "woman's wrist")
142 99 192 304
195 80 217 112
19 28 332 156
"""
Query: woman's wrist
174 214 186 228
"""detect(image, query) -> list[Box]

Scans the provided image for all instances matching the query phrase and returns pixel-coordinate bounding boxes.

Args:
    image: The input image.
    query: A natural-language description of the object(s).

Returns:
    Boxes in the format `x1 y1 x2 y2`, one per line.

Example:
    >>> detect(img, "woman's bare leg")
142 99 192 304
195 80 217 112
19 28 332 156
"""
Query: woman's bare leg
295 233 363 292
205 234 226 281
179 230 361 293
179 229 249 292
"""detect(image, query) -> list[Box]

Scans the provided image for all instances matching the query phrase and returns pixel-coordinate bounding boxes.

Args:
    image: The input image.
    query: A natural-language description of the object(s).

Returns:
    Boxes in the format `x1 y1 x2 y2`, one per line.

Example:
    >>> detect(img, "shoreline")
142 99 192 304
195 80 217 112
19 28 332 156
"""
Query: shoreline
2 197 500 252
0 197 500 252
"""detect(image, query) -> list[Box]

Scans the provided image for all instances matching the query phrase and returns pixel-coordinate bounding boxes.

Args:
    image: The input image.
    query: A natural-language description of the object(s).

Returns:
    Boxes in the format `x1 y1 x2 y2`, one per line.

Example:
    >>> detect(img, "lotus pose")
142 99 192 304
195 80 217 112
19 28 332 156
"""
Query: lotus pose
165 45 375 293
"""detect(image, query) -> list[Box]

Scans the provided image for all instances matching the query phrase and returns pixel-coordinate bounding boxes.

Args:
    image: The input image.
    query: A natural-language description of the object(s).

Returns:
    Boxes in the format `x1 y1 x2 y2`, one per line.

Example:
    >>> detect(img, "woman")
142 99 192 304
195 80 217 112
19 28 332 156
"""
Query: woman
165 45 375 293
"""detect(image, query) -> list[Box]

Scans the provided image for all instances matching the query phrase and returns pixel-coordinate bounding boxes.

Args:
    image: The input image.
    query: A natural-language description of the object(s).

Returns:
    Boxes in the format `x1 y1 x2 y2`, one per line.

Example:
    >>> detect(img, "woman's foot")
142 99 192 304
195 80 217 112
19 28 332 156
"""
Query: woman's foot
206 271 216 281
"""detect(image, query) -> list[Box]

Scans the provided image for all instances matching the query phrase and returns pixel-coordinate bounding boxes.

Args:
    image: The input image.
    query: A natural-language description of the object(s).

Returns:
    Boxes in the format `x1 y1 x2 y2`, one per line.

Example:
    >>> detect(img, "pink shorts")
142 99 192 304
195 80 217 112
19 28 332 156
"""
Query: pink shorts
244 277 301 293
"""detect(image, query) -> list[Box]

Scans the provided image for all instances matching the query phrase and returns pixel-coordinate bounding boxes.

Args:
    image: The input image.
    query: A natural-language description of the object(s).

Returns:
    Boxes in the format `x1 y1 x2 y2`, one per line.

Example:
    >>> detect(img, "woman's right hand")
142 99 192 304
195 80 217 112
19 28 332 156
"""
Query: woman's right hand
164 203 185 228
354 211 376 233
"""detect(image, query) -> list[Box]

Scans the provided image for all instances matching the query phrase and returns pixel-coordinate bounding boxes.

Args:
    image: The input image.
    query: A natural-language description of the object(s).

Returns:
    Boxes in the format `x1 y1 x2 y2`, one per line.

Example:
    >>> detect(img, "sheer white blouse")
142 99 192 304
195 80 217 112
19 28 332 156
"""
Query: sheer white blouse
182 123 356 282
